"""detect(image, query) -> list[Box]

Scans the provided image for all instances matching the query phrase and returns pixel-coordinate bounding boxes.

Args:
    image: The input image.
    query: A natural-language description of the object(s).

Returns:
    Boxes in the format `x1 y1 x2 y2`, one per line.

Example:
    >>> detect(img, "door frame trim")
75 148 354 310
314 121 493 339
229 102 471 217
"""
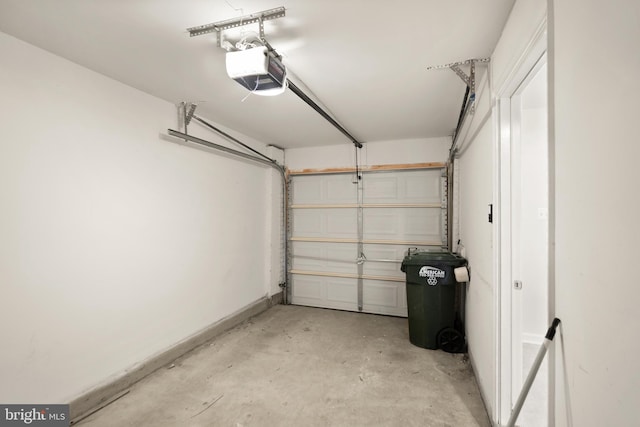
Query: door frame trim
494 18 549 426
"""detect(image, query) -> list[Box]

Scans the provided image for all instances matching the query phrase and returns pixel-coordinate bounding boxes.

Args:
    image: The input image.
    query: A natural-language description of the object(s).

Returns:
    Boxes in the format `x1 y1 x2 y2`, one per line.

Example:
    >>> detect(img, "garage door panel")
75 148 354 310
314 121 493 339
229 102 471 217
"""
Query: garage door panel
326 246 357 273
291 174 355 204
363 176 398 200
327 280 357 303
364 208 442 242
325 177 357 201
291 210 324 236
292 275 324 300
362 262 403 278
289 167 445 317
363 170 443 204
405 209 442 240
291 242 356 273
326 211 357 237
362 280 407 317
363 282 398 306
402 170 443 203
292 178 323 204
362 244 436 278
360 245 404 281
292 208 357 238
291 274 357 311
290 244 324 270
363 211 397 236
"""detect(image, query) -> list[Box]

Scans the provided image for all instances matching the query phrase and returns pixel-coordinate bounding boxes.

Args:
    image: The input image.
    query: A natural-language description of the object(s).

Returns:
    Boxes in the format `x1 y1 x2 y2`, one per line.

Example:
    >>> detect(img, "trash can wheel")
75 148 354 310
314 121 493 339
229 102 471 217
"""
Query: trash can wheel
437 327 465 353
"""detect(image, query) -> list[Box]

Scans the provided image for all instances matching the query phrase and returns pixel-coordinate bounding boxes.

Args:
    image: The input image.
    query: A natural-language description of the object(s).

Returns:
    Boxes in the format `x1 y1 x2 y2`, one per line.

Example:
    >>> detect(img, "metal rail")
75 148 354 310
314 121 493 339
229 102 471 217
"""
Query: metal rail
187 8 362 149
287 79 363 149
356 167 364 311
191 115 276 163
168 129 278 169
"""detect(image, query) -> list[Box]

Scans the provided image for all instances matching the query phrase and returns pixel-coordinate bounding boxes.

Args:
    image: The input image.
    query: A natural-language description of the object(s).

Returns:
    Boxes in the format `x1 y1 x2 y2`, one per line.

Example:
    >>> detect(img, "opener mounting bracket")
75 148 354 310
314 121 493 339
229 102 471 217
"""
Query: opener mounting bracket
186 6 286 47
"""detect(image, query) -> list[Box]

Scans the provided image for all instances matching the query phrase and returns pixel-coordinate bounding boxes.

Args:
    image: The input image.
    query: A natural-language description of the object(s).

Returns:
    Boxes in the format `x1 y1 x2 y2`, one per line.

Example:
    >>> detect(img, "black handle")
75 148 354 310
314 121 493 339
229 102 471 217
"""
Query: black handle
545 318 561 341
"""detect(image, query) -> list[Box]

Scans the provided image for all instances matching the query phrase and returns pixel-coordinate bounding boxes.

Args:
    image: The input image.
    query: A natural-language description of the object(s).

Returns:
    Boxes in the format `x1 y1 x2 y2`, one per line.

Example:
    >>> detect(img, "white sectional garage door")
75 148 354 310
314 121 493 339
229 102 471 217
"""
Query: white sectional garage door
289 166 447 317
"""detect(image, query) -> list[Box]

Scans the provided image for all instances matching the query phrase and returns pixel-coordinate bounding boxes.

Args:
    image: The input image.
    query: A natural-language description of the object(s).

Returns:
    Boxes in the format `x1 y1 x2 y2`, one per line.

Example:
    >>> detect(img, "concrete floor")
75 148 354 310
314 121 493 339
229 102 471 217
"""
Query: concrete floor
77 305 490 427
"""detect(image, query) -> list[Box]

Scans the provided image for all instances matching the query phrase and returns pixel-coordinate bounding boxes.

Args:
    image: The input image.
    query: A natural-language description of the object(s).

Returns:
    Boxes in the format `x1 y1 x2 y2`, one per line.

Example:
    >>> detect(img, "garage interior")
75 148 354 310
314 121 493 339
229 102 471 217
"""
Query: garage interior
1 1 638 427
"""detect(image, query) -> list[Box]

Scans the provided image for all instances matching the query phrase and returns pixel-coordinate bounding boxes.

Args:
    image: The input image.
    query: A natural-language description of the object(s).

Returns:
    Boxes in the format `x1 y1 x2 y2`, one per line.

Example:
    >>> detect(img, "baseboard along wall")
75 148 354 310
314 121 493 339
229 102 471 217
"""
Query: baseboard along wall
69 292 283 423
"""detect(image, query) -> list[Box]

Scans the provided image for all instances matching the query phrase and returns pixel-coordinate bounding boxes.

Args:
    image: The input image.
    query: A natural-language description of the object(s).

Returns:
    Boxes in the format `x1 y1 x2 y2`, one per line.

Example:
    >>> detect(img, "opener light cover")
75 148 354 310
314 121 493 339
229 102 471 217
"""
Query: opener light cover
225 46 287 96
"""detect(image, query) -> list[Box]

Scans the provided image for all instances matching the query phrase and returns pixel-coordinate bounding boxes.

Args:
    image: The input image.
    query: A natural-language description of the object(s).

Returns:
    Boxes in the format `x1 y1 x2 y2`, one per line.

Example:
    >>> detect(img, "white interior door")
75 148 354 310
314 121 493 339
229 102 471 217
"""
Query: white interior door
289 167 446 317
508 58 550 426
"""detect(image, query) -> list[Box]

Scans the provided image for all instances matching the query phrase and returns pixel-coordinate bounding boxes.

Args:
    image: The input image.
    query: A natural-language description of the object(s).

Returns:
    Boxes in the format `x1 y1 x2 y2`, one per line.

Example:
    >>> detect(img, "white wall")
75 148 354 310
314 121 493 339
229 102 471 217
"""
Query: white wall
455 0 547 422
455 70 497 418
550 0 640 425
457 108 496 418
0 32 278 404
458 0 640 425
285 137 450 170
491 0 547 95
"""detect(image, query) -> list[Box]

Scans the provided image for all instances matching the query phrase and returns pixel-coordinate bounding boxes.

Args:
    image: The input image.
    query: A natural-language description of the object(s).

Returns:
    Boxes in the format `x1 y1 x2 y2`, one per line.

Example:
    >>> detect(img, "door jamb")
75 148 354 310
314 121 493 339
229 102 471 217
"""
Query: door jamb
494 18 549 426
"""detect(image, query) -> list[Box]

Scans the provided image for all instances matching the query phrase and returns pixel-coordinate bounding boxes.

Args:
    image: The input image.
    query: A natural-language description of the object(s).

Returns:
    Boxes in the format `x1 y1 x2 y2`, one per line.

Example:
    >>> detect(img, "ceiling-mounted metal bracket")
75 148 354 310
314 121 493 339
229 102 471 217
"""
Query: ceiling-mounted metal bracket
427 58 489 114
450 64 472 87
426 58 490 72
186 7 363 149
427 58 489 89
187 6 286 47
453 62 476 113
178 101 199 134
427 58 491 88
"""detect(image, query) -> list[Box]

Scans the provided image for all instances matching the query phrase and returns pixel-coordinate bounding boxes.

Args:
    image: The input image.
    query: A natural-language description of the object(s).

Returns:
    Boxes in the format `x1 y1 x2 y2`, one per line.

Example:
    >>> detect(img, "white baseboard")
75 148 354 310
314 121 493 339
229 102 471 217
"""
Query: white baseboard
467 349 498 426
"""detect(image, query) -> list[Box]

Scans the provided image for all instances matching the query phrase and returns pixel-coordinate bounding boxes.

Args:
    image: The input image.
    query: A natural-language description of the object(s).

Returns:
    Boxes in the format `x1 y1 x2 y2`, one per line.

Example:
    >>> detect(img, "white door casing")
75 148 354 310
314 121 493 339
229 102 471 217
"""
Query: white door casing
496 21 550 426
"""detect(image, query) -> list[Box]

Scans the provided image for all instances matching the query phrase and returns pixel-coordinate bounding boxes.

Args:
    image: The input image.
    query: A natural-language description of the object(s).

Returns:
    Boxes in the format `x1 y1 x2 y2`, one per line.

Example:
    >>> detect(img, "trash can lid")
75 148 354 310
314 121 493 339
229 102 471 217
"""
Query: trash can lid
400 251 467 272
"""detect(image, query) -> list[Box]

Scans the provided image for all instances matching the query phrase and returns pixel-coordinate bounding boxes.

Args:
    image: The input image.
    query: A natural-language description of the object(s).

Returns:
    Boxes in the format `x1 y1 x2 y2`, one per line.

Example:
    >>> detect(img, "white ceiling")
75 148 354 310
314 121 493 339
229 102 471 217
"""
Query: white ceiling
0 0 514 149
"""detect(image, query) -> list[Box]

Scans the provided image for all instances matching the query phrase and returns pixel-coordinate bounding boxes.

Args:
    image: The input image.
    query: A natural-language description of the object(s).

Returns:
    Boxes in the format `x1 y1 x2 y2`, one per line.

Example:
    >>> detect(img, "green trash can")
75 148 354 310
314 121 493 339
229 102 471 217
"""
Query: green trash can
400 251 468 351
